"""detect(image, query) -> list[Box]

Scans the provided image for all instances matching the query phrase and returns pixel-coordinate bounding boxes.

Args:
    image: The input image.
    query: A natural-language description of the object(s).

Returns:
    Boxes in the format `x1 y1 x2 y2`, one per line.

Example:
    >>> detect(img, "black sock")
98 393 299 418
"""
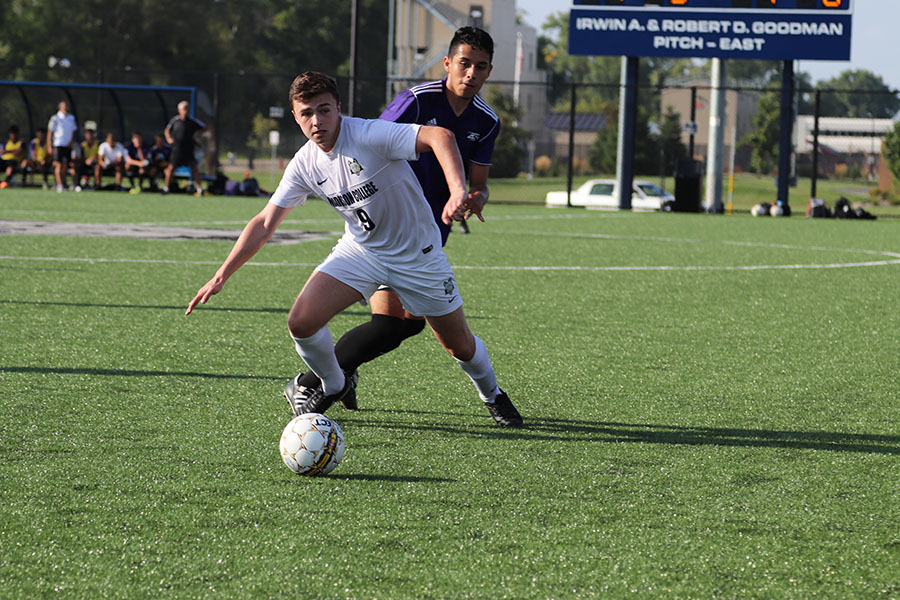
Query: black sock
296 315 426 388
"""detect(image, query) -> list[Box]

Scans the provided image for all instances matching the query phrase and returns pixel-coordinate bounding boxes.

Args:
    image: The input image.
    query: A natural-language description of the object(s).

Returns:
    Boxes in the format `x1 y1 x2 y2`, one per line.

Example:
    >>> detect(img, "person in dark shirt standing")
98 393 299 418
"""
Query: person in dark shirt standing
285 27 521 427
162 100 206 195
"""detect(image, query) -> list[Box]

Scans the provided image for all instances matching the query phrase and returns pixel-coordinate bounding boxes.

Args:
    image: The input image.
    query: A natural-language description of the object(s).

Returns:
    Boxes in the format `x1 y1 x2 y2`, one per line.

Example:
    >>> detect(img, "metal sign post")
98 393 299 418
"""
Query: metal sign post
269 130 280 165
777 59 795 214
616 57 639 211
705 57 726 213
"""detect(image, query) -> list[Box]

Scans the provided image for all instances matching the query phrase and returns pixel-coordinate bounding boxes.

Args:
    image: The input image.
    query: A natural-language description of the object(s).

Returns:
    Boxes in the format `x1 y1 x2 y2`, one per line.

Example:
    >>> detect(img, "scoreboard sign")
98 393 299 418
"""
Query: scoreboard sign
569 0 852 60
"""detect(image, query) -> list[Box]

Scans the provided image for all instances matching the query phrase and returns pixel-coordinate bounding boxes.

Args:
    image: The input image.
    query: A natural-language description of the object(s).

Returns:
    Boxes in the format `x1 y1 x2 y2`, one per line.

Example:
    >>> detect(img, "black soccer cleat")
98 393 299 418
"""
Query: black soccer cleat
284 372 316 416
285 371 357 417
285 370 359 415
485 389 523 428
339 370 359 410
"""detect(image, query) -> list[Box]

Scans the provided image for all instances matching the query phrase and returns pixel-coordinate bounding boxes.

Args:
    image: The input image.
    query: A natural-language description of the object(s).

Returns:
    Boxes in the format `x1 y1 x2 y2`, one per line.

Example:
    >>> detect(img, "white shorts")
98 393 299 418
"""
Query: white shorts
316 236 463 317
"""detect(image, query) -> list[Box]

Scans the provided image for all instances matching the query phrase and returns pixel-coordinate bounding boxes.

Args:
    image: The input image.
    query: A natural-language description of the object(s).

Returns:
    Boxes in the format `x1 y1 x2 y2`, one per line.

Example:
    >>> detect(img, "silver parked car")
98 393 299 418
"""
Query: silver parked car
546 179 674 211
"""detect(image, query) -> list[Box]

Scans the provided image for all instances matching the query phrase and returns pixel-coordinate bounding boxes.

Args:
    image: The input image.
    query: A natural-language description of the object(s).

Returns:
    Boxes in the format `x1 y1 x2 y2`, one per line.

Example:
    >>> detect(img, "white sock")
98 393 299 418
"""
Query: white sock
456 335 500 403
291 327 345 395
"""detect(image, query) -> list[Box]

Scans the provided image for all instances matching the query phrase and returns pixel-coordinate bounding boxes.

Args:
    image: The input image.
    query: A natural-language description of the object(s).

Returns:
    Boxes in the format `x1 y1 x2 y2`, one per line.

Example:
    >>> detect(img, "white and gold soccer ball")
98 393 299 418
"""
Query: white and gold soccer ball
279 413 345 476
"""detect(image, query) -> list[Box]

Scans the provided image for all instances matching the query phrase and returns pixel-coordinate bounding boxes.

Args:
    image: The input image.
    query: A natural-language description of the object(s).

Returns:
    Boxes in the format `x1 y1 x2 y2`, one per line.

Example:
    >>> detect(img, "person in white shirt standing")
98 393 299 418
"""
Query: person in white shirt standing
47 101 78 192
186 71 522 428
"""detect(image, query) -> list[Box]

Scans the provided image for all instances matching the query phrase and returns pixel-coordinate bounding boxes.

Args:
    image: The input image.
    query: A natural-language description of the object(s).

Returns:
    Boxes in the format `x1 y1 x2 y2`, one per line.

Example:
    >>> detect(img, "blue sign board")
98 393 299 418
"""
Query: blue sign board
569 0 852 60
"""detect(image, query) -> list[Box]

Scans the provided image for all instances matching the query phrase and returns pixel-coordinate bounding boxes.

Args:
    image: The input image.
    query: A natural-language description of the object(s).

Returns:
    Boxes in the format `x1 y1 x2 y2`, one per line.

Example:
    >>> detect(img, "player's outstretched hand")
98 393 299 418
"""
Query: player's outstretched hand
186 277 224 315
441 187 468 225
464 190 487 223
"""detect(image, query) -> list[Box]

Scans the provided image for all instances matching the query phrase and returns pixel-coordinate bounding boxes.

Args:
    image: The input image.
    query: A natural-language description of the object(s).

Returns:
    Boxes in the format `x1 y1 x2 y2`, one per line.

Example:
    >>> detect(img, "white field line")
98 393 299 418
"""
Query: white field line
2 253 898 272
2 219 898 271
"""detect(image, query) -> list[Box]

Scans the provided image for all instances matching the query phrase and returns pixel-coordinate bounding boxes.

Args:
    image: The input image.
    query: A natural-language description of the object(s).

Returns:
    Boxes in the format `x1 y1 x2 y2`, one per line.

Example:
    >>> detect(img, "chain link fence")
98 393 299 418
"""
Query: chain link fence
2 66 896 208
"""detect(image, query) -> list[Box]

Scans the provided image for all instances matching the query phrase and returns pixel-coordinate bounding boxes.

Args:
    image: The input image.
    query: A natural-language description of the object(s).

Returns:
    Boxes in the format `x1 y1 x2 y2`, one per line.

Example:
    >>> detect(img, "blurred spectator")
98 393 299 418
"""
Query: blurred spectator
22 127 52 188
48 100 78 192
148 134 171 191
76 125 101 189
98 132 126 190
163 100 206 195
124 131 151 193
1 125 26 188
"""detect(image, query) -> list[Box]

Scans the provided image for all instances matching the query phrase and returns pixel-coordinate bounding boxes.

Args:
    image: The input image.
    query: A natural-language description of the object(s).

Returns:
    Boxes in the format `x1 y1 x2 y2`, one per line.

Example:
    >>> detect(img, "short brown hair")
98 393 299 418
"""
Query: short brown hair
289 71 341 106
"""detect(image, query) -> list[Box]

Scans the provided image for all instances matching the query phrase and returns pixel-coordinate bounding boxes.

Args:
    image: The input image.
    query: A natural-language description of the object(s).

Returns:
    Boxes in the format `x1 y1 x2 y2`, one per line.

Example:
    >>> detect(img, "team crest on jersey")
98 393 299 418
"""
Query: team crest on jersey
442 277 456 295
466 131 480 141
347 158 364 175
426 118 438 126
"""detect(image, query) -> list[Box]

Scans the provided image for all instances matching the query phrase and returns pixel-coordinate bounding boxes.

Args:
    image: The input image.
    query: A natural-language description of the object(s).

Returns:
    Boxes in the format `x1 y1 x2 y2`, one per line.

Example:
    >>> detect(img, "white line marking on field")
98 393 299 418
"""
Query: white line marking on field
2 254 898 271
0 219 340 244
451 260 900 271
0 255 322 268
2 222 898 271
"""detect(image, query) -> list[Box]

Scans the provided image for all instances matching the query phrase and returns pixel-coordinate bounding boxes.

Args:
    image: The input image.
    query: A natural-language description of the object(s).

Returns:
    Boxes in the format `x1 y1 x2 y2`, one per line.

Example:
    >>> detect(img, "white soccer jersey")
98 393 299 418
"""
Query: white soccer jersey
98 141 125 164
48 111 78 147
269 116 443 264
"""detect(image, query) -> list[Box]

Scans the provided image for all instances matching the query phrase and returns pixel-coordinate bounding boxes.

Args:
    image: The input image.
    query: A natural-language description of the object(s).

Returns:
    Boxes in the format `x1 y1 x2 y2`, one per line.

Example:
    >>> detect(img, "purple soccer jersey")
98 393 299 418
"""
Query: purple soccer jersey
380 79 500 245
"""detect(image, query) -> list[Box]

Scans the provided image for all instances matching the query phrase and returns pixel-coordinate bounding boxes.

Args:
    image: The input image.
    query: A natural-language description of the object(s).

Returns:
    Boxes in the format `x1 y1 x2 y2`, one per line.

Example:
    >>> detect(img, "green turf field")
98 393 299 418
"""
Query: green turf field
2 188 899 598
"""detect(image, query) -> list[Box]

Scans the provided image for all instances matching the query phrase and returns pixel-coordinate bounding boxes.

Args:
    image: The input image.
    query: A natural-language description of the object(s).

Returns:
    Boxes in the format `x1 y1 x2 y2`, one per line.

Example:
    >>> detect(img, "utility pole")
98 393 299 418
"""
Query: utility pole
348 0 358 116
705 58 726 214
616 56 639 211
776 59 795 214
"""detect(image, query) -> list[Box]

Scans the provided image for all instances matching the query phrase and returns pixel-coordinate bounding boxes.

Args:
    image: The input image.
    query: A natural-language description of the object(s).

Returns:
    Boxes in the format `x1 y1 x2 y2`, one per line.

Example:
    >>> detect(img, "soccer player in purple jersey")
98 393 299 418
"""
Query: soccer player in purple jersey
286 27 522 427
381 27 499 243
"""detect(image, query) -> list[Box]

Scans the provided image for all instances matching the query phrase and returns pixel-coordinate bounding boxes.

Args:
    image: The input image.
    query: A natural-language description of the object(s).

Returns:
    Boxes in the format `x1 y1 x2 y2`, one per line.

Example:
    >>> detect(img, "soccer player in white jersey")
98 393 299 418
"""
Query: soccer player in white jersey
288 27 503 418
186 72 522 427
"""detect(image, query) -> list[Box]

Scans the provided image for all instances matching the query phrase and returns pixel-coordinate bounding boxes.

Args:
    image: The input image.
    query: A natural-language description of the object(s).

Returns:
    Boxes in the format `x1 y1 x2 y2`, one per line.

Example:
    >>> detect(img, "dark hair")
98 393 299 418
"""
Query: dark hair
289 71 341 106
448 26 494 61
9 125 19 135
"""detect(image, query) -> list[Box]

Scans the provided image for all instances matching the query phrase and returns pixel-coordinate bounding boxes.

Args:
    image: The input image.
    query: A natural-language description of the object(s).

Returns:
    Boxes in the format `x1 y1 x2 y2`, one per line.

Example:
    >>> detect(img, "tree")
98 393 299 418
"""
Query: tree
817 70 900 118
657 107 687 175
539 11 625 111
882 121 900 190
587 112 619 175
743 90 781 175
587 106 657 175
0 0 389 149
794 71 816 115
483 89 530 178
728 60 781 86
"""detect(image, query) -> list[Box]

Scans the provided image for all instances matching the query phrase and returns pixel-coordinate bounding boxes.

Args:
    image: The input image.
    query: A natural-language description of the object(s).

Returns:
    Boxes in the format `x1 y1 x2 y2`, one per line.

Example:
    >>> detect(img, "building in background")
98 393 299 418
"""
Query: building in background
659 82 758 172
541 112 607 168
794 116 892 180
388 0 547 148
878 143 893 192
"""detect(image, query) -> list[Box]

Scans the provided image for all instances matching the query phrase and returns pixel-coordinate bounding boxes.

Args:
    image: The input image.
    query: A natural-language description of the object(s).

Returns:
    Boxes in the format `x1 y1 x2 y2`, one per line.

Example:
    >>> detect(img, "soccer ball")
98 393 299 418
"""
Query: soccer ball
769 204 784 217
279 413 345 476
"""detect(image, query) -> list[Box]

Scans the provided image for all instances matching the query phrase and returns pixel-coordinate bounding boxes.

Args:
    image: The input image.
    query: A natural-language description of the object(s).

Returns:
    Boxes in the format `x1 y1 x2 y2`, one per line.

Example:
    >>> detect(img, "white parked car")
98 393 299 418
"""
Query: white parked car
545 179 674 211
